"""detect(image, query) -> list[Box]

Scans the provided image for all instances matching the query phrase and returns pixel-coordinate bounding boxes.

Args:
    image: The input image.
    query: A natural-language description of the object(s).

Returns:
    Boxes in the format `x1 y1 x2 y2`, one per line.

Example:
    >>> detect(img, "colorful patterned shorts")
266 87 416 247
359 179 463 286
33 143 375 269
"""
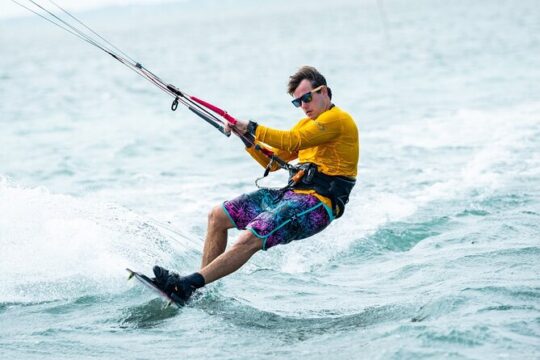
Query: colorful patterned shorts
222 189 333 250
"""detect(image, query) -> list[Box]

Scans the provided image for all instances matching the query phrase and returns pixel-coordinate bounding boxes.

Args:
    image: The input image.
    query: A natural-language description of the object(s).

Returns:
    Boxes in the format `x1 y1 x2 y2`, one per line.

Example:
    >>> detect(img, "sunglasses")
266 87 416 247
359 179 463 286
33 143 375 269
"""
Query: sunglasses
291 85 324 108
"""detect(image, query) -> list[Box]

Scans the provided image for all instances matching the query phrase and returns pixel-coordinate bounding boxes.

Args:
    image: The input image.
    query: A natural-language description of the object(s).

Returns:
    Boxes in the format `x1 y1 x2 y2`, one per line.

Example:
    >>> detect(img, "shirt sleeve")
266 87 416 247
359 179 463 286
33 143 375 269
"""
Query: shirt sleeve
254 112 341 152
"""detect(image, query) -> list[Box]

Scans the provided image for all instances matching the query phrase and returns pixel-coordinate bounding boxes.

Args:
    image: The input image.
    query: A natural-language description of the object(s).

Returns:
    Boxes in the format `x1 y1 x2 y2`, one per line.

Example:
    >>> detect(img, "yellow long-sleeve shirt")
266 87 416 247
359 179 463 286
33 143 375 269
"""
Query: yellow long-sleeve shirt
246 105 359 210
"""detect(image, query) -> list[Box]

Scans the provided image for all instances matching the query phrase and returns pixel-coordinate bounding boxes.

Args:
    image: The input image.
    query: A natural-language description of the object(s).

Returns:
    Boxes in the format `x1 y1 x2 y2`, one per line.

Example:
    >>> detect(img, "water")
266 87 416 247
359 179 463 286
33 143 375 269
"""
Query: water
1 0 539 358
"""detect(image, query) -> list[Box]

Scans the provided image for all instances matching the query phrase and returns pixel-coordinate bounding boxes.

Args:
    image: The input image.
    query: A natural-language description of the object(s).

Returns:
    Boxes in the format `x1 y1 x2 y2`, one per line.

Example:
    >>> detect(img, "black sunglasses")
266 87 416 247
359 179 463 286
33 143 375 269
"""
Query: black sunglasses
291 85 324 108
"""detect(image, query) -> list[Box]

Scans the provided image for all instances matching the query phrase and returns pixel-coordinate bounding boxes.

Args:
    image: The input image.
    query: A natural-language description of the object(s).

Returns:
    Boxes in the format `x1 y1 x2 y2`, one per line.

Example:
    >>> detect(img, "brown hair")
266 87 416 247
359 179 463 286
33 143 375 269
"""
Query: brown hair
287 66 332 99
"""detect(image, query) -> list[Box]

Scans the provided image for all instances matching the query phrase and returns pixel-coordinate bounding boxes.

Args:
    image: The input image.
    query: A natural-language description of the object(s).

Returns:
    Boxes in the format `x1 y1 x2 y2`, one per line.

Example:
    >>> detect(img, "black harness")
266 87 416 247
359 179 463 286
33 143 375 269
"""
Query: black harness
285 163 356 218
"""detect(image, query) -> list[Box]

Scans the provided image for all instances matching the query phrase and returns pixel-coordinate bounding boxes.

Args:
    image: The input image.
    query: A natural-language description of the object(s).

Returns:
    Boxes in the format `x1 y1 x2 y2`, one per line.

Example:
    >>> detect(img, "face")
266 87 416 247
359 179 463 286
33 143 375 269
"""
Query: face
292 79 329 119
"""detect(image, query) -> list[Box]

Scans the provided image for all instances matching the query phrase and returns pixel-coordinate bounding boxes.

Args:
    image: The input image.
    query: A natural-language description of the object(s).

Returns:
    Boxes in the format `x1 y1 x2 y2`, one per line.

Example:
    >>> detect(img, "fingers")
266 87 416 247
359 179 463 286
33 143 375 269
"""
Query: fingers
223 122 233 136
224 119 249 136
234 119 249 134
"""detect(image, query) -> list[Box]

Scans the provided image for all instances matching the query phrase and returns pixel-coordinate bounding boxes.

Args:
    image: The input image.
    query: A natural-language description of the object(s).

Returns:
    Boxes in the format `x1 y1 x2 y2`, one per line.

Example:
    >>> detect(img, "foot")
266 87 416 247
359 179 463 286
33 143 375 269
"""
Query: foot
152 265 197 304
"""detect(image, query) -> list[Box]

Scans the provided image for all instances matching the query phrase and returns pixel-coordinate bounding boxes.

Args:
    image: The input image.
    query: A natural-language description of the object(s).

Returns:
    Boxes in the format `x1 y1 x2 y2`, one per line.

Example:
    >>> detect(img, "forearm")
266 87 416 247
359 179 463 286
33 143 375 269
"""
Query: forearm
255 123 339 152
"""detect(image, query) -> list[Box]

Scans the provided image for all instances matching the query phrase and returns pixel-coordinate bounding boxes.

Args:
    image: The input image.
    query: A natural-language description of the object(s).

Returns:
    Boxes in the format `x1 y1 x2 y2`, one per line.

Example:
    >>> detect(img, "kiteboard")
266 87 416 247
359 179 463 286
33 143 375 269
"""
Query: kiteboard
126 268 182 308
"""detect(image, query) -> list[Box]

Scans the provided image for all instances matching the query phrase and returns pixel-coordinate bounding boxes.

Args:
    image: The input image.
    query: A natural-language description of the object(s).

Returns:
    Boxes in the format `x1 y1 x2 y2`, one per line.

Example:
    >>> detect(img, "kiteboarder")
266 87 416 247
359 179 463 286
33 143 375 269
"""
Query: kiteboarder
153 66 360 303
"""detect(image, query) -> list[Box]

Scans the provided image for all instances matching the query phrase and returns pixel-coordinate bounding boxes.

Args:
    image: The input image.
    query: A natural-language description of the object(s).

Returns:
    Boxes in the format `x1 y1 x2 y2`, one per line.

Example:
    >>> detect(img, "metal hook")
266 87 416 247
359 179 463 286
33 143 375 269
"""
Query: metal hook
171 97 179 111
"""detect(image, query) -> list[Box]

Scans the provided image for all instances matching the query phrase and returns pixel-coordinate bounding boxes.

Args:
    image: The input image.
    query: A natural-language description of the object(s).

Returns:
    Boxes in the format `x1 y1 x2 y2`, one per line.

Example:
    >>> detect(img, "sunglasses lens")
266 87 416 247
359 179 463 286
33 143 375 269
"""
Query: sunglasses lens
302 93 313 104
291 92 314 107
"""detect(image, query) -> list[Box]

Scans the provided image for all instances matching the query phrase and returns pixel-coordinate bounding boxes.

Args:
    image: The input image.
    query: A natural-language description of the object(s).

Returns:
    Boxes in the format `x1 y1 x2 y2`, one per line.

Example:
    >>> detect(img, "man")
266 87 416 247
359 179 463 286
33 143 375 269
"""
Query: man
153 66 359 304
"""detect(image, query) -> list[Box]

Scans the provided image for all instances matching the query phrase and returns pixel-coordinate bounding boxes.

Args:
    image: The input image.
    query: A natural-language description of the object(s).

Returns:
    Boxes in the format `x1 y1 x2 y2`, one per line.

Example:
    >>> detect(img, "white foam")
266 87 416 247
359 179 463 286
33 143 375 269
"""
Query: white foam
0 178 195 303
411 104 540 205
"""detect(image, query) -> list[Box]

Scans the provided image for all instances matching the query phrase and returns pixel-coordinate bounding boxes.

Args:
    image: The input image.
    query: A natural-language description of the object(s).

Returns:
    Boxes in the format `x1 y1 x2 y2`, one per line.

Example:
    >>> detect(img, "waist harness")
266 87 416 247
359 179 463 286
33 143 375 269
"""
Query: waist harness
286 163 356 218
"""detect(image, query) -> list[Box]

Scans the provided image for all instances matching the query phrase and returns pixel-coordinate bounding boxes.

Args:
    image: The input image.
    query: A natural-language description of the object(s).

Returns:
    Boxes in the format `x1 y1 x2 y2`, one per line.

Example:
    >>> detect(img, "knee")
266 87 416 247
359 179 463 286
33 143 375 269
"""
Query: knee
234 231 263 253
208 205 233 229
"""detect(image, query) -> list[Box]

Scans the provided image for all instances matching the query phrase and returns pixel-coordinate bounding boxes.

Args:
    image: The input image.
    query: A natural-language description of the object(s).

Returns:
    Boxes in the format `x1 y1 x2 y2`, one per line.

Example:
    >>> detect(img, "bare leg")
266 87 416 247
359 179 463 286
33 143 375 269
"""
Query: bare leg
200 230 262 284
201 205 235 268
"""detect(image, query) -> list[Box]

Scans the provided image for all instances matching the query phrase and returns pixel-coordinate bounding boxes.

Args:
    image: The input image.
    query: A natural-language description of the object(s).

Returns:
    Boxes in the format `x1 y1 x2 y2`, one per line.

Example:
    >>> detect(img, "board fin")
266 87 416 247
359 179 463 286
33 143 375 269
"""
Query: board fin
127 269 135 280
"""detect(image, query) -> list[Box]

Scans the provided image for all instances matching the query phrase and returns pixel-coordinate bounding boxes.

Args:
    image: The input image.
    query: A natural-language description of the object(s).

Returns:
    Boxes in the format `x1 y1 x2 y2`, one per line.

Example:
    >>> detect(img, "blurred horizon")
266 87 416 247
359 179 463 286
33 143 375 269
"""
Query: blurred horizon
1 0 181 19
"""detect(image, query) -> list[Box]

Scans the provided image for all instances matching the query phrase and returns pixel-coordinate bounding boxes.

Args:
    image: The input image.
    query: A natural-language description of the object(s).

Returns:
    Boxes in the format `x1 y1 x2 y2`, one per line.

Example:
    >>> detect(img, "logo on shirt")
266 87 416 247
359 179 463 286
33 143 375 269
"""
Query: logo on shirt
314 121 325 131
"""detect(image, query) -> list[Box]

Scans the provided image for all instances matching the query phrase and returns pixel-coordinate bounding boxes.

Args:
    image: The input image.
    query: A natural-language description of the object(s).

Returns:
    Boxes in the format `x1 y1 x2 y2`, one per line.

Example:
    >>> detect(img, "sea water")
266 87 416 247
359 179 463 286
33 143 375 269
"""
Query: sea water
0 0 539 359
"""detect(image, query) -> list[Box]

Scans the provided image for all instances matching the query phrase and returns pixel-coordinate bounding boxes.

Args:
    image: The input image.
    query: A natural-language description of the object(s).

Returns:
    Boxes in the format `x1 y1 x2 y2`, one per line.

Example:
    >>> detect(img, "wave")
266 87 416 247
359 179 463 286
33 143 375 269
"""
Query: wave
0 178 200 304
117 286 417 335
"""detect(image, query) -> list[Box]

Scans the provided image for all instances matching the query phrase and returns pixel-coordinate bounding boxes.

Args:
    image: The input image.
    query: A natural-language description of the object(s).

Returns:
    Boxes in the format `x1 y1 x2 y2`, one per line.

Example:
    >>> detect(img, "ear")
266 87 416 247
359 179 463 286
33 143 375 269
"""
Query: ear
321 86 329 97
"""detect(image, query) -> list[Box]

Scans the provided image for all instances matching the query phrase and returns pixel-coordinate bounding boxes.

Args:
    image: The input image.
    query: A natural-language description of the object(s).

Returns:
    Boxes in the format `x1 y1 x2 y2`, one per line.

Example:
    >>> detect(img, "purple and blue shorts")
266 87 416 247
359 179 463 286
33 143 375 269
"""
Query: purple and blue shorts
222 189 333 250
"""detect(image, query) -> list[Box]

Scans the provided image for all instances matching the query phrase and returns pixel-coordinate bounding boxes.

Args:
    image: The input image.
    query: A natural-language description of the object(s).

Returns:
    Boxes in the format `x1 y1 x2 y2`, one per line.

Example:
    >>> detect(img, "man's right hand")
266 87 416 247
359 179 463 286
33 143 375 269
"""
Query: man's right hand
224 119 249 136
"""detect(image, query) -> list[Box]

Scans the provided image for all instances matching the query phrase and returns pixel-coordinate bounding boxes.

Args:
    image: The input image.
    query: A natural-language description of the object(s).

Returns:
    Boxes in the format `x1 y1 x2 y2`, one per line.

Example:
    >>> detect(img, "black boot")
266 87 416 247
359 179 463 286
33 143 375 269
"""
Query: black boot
152 265 205 304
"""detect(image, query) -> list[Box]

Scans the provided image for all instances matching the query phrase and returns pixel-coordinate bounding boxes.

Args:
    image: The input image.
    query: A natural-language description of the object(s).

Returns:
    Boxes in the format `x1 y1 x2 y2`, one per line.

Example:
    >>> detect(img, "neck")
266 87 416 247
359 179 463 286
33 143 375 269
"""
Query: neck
323 100 333 112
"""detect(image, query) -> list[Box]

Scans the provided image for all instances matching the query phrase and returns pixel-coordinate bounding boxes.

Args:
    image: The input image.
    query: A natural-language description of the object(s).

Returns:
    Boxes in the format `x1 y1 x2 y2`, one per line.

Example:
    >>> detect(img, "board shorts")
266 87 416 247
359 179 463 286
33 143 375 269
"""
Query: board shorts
222 188 334 250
